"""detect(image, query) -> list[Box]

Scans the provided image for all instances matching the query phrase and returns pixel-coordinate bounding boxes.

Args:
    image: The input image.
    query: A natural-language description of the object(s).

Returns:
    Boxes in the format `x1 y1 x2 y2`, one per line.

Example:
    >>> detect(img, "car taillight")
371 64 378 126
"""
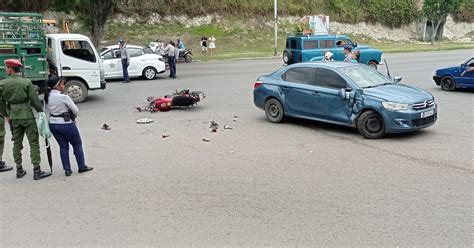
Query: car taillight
254 81 263 89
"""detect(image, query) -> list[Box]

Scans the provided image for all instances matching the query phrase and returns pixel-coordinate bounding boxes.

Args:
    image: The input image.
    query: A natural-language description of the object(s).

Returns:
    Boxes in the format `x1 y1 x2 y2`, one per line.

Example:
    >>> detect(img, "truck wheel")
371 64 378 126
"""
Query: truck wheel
65 79 88 103
142 67 157 80
283 50 292 65
440 76 456 91
264 98 285 123
367 61 378 70
357 110 386 139
184 54 193 63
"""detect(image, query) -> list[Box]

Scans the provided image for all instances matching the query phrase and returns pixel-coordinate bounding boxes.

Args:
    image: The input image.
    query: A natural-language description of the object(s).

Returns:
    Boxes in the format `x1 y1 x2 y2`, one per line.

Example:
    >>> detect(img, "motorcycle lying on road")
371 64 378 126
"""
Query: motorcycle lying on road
136 89 206 112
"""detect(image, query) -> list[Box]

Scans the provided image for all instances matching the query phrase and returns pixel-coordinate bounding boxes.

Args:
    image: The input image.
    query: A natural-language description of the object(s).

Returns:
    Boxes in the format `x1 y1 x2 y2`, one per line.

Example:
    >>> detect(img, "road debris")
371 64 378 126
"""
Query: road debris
209 120 219 132
162 134 170 139
136 118 154 124
202 138 211 142
101 123 111 130
223 124 233 130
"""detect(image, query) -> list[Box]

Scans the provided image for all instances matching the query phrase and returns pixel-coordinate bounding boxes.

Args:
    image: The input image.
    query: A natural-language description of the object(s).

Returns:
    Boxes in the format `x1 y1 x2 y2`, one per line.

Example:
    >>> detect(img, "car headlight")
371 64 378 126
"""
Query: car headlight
382 101 410 111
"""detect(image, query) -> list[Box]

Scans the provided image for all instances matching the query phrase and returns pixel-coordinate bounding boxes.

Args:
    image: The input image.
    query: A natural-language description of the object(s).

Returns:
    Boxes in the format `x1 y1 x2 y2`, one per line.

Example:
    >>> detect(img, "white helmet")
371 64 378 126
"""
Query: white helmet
324 51 334 60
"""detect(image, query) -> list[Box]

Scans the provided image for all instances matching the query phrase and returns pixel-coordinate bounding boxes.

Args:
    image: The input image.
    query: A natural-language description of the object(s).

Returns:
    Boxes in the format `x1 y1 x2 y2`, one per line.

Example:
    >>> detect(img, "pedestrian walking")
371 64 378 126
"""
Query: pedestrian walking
165 41 177 79
343 45 352 62
119 40 130 83
200 35 208 56
0 59 51 180
208 36 216 57
44 76 93 177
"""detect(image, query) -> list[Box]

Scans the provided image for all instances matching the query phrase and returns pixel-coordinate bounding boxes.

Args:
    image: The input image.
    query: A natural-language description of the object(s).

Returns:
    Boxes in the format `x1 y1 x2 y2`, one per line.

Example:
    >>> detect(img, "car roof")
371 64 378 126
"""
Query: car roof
287 34 349 40
103 44 144 50
287 61 360 69
46 33 91 40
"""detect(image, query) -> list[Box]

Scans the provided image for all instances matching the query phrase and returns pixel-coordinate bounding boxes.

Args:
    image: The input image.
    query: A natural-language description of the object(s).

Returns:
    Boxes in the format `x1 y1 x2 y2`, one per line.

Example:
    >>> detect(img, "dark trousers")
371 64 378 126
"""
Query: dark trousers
121 59 129 81
168 56 176 78
49 123 86 171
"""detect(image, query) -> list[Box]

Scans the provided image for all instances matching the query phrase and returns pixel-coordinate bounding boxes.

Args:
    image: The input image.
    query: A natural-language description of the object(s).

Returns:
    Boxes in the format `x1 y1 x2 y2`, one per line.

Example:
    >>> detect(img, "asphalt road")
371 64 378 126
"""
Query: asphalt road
1 49 473 246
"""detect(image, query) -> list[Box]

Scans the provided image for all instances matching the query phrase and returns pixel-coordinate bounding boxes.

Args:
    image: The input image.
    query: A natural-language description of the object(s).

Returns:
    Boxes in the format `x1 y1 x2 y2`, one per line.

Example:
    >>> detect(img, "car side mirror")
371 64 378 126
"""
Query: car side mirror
393 76 402 83
100 56 105 60
338 88 347 100
353 42 358 47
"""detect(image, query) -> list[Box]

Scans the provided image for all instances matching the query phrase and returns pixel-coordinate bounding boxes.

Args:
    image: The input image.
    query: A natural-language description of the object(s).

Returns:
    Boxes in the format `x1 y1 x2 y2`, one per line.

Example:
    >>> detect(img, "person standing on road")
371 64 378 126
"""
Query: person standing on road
44 76 93 177
164 41 177 79
200 35 208 56
0 59 51 180
343 45 352 62
119 40 130 83
351 50 360 63
0 77 13 173
323 51 334 61
208 36 216 57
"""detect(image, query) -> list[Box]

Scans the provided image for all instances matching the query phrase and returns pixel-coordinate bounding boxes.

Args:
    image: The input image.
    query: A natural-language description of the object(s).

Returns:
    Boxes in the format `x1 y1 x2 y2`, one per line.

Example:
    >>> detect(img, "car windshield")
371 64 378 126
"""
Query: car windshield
340 65 392 88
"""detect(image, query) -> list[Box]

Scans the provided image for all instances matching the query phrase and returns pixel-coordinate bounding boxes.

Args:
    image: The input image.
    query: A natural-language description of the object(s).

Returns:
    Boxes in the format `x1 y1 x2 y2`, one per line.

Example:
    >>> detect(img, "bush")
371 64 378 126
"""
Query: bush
453 0 474 22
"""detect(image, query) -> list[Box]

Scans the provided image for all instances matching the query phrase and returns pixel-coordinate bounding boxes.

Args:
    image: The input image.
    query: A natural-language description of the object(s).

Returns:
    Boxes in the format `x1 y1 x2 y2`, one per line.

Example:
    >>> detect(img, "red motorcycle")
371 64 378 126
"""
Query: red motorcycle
136 89 206 112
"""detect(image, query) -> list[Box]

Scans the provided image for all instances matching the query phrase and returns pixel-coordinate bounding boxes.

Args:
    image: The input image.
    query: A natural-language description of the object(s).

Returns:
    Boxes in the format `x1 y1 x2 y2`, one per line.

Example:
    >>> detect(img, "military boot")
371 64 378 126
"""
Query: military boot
33 167 52 180
0 161 13 172
16 167 26 178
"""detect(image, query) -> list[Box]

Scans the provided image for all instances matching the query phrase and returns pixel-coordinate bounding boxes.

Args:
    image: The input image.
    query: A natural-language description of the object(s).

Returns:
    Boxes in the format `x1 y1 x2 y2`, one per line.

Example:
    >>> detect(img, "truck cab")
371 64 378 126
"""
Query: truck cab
283 35 383 70
46 34 105 102
0 12 105 103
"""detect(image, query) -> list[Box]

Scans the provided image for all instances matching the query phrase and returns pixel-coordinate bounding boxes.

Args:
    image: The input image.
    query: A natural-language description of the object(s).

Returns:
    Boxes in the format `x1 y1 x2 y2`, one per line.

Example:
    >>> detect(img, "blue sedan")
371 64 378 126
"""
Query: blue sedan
433 57 474 91
253 62 437 139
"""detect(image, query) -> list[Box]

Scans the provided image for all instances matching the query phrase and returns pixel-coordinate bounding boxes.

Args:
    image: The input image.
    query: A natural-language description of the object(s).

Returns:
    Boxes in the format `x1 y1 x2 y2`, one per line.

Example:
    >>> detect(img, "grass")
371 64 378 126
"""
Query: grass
104 20 474 62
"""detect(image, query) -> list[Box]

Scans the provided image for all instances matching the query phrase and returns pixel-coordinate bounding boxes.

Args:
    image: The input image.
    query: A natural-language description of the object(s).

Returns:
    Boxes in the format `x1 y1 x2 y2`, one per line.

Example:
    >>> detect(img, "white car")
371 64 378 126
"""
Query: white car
99 45 166 80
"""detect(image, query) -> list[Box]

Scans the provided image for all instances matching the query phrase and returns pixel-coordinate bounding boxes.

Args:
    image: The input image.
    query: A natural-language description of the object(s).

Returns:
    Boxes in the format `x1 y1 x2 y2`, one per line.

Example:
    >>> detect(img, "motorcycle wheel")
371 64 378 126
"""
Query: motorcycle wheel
184 54 193 63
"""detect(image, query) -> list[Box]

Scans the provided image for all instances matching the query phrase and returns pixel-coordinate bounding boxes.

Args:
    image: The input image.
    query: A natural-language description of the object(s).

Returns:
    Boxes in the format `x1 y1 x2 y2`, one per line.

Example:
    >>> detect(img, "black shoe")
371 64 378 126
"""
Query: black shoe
16 168 26 178
65 170 73 177
33 168 52 180
78 166 94 173
0 161 13 172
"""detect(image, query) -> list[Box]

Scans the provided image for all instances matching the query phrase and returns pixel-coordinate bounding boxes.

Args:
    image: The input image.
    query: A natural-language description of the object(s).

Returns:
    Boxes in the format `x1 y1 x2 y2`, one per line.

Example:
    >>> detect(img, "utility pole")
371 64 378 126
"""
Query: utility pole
274 0 278 56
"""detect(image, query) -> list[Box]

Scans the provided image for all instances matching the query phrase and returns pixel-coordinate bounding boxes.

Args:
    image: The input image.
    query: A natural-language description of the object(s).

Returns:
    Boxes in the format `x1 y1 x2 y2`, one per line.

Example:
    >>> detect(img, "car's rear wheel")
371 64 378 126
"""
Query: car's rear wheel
65 79 88 103
440 76 456 91
367 61 378 70
264 98 285 123
283 50 292 65
143 67 157 80
357 110 386 139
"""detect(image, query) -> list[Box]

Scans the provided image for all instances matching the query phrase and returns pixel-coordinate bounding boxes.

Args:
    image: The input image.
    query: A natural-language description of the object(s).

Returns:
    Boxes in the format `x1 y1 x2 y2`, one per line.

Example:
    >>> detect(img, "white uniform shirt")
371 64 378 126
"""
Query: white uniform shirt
46 90 79 124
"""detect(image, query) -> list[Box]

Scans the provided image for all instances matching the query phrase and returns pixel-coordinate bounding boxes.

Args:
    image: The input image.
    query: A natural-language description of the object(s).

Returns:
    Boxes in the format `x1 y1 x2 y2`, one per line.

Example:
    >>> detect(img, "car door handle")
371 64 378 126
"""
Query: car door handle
312 91 320 96
62 66 71 70
281 86 290 90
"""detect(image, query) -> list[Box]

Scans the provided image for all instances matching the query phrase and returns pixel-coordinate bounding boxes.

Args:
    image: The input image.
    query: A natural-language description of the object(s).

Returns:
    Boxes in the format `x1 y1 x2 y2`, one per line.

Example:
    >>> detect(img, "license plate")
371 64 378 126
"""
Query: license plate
421 109 434 118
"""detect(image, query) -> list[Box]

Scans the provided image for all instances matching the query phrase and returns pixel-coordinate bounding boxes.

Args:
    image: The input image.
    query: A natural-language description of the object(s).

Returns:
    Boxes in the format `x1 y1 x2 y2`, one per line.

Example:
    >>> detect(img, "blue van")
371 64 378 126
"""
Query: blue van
283 35 383 69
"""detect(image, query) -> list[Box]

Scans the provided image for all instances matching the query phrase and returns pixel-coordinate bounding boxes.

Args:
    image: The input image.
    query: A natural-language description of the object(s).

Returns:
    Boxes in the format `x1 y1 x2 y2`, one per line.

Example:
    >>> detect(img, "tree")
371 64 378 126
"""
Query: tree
90 0 115 47
423 0 461 44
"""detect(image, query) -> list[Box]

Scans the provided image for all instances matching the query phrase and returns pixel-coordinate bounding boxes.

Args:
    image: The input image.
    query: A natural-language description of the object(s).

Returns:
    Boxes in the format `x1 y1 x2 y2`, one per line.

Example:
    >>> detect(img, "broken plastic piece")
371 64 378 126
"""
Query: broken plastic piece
101 123 111 130
202 138 211 142
162 134 170 138
136 118 154 124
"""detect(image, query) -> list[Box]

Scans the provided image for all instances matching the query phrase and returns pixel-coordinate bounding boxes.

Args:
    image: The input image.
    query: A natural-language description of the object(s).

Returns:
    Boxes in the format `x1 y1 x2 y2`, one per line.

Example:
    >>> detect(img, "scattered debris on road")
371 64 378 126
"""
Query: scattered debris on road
224 124 233 130
202 138 211 142
101 123 111 130
209 120 219 132
136 118 154 124
162 134 170 139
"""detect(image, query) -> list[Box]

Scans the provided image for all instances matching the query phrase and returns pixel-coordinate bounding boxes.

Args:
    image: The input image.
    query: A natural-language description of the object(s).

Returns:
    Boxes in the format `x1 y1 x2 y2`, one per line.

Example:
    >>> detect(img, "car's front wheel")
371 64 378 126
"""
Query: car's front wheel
264 98 285 123
142 67 157 80
440 76 456 91
357 110 386 139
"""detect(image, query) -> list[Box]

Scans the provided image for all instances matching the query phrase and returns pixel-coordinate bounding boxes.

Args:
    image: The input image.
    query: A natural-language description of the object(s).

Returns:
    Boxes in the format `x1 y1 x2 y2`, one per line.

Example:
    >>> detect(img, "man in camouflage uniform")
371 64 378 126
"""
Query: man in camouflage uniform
0 59 51 180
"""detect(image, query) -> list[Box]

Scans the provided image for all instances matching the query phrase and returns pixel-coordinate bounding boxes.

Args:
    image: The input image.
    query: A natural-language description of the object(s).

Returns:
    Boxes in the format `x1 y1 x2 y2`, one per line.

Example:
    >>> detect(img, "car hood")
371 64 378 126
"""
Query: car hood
356 44 372 50
363 84 432 104
435 65 457 74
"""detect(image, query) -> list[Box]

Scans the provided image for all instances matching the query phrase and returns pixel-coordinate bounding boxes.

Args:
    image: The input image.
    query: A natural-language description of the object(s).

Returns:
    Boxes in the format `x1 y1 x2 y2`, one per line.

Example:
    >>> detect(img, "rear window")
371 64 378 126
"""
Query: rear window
319 40 334 49
282 67 312 84
303 41 318 50
129 48 144 57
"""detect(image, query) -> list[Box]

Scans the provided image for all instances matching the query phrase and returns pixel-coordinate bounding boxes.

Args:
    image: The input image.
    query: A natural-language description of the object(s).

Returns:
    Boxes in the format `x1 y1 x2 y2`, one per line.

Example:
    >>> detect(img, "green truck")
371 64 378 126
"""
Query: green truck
0 12 105 102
